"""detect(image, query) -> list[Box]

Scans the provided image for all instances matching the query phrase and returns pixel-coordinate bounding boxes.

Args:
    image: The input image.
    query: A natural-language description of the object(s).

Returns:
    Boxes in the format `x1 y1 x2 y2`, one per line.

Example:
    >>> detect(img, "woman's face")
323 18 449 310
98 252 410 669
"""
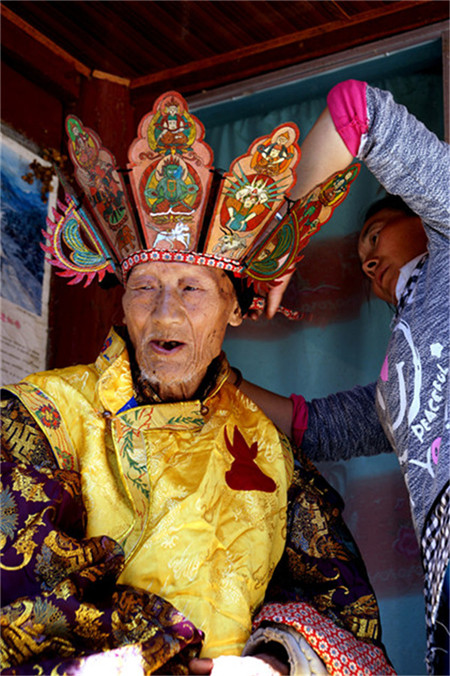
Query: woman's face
358 208 428 304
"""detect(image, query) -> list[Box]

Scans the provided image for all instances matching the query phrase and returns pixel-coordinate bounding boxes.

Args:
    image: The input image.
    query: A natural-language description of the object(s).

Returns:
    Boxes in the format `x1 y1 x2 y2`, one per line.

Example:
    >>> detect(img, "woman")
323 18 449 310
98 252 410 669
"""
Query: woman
235 79 449 675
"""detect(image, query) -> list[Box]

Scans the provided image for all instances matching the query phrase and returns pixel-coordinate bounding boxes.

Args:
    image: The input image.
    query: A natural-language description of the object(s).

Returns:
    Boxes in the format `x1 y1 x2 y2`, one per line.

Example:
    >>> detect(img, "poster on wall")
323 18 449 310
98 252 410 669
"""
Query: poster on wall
0 130 57 385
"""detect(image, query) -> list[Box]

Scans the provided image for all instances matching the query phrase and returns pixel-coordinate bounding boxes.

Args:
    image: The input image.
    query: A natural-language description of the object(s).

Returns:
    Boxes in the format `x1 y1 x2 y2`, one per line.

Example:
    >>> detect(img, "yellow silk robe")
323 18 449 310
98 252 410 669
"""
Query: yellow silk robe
6 328 293 657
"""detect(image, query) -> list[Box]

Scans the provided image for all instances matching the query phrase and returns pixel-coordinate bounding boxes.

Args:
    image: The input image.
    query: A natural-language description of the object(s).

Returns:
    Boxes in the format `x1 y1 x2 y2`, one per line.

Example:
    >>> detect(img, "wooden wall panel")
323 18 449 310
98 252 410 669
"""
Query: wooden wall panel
1 62 63 149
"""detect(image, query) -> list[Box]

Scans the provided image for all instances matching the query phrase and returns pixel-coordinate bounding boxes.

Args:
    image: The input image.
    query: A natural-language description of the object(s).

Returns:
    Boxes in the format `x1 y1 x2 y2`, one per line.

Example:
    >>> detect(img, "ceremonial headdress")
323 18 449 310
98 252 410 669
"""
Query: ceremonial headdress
45 91 359 317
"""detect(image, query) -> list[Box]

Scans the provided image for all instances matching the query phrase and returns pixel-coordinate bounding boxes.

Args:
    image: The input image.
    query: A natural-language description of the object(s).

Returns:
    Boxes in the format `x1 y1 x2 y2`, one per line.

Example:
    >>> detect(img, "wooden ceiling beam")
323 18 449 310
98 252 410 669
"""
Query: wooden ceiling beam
0 5 88 101
1 5 90 77
130 0 442 90
2 1 448 107
131 5 449 108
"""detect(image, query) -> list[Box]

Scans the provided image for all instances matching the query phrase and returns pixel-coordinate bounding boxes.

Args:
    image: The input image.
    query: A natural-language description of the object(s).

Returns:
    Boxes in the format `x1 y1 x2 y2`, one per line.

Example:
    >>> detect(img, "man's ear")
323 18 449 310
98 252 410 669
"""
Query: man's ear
121 293 129 325
228 301 243 327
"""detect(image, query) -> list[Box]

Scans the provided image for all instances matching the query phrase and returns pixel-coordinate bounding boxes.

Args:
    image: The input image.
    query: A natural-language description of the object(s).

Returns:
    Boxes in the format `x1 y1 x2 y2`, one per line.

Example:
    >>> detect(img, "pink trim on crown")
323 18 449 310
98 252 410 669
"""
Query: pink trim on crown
121 250 246 278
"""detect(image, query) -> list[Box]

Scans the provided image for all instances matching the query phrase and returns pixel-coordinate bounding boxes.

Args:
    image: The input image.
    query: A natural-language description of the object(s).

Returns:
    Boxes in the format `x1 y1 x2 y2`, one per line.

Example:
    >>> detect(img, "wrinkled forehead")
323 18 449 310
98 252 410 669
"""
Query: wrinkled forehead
126 260 235 291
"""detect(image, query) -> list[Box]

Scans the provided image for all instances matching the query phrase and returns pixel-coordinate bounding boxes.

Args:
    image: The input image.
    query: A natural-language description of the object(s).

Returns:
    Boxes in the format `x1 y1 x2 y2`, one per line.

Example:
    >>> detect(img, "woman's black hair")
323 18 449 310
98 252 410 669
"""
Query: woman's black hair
363 193 415 225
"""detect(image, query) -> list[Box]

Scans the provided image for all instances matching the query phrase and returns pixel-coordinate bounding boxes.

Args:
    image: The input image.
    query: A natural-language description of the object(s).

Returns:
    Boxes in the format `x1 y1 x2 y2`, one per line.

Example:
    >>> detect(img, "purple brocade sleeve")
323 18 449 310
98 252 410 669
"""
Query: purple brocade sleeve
265 452 387 652
1 397 203 674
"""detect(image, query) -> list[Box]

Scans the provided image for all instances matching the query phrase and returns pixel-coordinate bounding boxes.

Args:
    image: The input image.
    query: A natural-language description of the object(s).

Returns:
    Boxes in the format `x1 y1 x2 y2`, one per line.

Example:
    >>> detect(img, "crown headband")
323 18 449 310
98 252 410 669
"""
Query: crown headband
44 91 360 317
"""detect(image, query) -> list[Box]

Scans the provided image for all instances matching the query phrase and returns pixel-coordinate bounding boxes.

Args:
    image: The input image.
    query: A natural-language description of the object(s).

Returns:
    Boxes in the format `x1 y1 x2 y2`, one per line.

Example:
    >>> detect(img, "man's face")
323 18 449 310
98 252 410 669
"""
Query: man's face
358 208 428 304
122 262 242 401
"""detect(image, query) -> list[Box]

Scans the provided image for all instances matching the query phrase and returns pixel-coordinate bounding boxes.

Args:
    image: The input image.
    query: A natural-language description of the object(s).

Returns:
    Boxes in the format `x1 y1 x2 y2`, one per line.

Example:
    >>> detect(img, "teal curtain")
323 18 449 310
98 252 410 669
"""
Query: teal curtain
195 40 444 675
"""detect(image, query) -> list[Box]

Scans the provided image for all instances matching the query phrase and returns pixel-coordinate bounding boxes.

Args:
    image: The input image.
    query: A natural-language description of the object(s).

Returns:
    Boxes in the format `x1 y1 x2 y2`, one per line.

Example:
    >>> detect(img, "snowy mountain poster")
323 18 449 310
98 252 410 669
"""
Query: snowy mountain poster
1 131 56 384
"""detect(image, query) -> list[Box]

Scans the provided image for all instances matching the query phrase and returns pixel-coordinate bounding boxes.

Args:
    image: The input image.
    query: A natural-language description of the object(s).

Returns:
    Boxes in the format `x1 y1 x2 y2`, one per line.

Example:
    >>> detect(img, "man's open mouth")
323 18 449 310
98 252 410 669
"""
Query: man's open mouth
150 340 184 353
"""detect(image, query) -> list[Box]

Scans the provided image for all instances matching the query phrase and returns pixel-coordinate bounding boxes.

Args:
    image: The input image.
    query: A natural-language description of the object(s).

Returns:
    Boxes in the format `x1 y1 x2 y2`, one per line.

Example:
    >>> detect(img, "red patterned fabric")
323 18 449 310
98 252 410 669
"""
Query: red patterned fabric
253 602 396 675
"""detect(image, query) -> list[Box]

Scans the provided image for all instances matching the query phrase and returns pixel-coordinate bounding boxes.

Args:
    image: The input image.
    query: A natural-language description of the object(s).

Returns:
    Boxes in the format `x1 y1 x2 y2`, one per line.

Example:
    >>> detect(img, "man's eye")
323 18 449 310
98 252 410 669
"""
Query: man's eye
183 285 200 292
370 232 378 245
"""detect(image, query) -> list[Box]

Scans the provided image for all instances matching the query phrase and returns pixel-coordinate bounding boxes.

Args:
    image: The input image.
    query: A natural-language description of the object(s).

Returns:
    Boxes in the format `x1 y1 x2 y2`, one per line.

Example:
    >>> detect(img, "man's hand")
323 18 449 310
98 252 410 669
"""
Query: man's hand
189 654 289 675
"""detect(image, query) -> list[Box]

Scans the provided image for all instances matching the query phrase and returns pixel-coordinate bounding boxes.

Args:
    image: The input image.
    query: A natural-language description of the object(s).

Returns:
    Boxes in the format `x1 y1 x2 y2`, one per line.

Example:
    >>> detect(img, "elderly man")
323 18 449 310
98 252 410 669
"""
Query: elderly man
1 92 393 676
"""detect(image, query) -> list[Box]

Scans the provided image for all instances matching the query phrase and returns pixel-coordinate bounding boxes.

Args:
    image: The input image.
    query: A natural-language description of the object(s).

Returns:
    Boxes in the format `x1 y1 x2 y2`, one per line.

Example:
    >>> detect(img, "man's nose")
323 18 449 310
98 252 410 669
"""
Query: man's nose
152 288 184 323
361 257 378 279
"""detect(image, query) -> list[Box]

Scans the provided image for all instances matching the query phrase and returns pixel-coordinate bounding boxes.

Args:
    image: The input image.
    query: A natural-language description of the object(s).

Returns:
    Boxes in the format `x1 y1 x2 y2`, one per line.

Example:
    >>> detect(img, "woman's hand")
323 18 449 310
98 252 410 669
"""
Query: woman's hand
265 271 295 319
245 271 295 321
